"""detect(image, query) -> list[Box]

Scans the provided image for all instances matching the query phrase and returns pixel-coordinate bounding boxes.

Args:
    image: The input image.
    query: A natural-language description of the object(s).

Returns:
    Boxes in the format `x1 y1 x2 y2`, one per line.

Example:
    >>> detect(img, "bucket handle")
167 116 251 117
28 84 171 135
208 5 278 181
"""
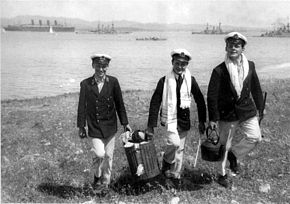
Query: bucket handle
206 126 220 145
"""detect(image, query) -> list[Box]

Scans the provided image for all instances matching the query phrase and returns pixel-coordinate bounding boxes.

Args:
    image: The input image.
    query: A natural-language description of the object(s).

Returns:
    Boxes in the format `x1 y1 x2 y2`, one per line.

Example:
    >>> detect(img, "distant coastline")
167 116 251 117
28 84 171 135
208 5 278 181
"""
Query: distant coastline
1 15 267 33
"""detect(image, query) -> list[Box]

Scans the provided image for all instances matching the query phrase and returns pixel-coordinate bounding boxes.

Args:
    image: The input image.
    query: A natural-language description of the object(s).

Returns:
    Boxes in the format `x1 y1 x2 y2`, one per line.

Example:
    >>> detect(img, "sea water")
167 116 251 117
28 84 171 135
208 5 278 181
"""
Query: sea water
1 31 290 100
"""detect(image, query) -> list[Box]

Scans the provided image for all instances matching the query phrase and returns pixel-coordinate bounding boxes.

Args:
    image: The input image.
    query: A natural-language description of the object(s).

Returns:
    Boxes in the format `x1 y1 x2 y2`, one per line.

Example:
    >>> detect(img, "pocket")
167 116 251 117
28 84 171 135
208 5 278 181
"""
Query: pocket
177 118 190 130
235 99 256 121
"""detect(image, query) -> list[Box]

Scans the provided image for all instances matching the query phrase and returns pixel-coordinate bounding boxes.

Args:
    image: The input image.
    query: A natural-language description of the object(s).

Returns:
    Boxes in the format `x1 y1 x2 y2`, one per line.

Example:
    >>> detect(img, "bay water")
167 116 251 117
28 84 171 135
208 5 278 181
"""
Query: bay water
1 31 290 100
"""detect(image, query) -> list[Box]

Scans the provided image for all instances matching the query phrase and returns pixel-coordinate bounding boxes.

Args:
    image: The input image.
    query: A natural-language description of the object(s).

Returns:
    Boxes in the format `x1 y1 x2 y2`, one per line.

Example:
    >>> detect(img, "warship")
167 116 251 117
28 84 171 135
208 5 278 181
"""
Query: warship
89 22 116 34
260 20 290 37
192 22 227 35
3 19 75 32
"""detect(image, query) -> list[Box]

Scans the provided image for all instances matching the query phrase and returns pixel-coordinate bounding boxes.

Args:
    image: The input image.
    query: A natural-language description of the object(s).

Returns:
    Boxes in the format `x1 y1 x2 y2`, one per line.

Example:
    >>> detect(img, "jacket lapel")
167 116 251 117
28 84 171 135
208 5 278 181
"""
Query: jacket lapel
222 63 238 100
90 76 100 96
99 76 109 97
240 65 252 95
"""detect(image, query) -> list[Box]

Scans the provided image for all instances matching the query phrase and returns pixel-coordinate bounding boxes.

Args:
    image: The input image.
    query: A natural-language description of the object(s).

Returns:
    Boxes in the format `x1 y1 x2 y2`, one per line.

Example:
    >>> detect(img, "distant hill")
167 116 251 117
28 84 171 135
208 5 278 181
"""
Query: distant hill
0 15 265 32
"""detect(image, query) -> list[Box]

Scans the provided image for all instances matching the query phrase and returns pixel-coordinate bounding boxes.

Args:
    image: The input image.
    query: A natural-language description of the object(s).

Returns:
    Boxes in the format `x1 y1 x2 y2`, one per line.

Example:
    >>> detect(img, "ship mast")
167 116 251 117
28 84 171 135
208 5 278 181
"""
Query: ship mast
287 16 290 32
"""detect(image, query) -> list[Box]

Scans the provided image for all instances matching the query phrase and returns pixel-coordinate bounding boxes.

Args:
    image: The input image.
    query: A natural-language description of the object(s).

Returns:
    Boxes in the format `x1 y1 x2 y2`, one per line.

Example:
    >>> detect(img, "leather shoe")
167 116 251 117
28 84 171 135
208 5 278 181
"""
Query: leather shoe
228 151 240 175
217 174 231 188
161 160 172 175
164 178 176 190
92 176 101 189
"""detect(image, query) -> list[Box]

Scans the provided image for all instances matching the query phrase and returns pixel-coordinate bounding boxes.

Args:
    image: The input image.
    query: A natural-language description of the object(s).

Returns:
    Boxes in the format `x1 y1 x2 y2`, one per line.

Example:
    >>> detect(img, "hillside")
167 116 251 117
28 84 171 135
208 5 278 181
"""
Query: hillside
0 15 266 32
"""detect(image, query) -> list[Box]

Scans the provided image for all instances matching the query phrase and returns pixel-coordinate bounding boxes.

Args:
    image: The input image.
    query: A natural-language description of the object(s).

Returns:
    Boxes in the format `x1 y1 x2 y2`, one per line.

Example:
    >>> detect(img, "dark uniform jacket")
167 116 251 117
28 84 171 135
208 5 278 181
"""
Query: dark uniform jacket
77 75 128 138
148 76 207 131
207 61 263 123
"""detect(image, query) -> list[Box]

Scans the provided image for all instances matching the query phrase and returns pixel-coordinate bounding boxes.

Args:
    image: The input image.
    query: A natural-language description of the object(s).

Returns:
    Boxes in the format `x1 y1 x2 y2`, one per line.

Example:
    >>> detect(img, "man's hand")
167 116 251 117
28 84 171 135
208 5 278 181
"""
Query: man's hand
124 124 132 132
79 127 87 139
145 127 154 141
198 122 206 134
208 121 217 130
259 109 266 125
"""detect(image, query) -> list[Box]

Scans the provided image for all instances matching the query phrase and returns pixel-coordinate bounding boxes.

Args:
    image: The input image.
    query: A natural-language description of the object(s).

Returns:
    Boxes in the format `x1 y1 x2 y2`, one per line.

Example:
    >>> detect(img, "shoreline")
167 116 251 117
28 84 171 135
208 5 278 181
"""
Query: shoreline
0 89 154 103
2 78 290 103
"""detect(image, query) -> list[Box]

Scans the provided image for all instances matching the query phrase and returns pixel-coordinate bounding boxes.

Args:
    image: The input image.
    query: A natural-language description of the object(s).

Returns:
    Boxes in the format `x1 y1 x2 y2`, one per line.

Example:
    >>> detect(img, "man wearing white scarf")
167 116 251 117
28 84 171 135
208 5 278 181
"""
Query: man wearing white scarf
146 49 206 187
207 32 264 188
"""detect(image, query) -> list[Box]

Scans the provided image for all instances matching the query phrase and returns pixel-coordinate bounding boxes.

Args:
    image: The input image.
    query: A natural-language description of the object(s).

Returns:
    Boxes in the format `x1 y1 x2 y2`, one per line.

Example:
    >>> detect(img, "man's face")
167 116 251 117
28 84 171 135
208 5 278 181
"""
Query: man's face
226 42 244 60
172 58 189 75
93 62 108 77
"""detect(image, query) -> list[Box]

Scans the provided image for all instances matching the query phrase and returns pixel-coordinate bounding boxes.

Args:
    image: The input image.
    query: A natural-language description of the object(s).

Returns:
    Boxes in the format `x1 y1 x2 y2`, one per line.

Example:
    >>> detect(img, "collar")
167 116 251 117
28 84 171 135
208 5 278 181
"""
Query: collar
226 54 243 65
91 75 108 85
174 72 185 80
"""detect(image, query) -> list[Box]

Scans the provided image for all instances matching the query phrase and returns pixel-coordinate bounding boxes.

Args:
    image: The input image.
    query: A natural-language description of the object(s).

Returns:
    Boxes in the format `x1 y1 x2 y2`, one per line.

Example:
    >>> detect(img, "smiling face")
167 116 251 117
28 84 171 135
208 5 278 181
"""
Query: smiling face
92 62 109 78
225 40 245 61
226 43 244 60
172 57 189 75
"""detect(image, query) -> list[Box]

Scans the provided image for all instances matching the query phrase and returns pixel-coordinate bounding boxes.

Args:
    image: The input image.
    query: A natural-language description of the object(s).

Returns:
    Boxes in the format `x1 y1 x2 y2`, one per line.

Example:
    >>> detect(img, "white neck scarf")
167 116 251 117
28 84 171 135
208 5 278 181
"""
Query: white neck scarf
161 68 192 132
225 53 249 98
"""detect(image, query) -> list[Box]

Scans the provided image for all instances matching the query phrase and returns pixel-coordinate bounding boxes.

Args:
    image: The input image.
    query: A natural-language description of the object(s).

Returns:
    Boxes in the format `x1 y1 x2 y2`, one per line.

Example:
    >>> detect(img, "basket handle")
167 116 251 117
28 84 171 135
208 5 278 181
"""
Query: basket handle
206 126 220 145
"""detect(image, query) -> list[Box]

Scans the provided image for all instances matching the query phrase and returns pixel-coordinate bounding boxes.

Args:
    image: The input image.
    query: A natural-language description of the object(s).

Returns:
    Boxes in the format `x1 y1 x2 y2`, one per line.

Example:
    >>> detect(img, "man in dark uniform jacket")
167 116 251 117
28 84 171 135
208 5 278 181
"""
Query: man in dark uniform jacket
77 54 131 192
207 32 264 188
146 49 206 184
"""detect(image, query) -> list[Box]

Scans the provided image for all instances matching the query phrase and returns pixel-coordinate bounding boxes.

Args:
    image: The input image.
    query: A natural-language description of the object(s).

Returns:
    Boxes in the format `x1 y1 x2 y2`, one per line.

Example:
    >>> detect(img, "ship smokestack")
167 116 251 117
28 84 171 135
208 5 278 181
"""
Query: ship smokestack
31 19 34 25
47 20 50 26
39 20 42 26
219 22 222 33
54 20 57 26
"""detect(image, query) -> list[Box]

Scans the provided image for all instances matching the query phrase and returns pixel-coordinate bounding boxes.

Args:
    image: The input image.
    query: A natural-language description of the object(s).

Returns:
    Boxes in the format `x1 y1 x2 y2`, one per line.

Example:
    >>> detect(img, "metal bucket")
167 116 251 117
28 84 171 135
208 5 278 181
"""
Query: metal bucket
200 127 225 162
124 140 160 180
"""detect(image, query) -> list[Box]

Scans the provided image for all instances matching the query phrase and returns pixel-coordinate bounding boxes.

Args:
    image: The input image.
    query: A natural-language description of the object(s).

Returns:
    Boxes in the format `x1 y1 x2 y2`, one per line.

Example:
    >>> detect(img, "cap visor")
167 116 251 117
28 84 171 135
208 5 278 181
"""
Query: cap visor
174 56 189 62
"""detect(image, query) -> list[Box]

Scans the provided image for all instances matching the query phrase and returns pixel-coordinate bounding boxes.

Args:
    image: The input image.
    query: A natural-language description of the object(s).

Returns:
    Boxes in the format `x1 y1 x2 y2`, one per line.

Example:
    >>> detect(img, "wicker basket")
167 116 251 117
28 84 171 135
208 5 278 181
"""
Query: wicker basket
124 140 160 180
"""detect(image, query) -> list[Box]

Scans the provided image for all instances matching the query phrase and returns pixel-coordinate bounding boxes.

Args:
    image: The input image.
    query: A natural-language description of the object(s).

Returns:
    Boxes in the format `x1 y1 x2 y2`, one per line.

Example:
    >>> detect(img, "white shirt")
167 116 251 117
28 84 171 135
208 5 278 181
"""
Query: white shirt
94 75 106 93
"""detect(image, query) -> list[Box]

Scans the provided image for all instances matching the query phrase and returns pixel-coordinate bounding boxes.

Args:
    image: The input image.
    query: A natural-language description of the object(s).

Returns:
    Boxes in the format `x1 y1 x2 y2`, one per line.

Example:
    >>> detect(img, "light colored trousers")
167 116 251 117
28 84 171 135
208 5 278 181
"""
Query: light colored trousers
163 129 188 179
90 134 116 185
218 116 262 175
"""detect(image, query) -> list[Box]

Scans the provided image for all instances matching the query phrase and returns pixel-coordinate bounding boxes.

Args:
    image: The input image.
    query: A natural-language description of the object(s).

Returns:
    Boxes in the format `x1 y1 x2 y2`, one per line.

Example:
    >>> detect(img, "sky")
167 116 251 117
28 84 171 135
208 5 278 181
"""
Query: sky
1 0 290 27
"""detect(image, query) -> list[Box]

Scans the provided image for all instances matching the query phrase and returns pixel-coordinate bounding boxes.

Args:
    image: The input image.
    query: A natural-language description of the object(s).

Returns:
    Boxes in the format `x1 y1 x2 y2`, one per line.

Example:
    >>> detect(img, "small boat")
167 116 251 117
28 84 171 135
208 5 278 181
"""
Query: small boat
136 37 167 41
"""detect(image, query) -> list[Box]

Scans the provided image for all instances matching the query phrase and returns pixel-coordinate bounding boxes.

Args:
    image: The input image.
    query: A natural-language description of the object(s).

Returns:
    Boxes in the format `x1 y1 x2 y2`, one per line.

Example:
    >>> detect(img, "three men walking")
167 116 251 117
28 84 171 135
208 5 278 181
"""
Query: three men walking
77 31 264 190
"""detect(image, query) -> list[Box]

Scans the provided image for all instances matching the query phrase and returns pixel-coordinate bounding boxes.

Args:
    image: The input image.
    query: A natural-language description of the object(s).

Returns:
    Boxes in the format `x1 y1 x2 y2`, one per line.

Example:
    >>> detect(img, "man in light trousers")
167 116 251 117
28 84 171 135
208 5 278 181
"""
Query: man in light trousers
207 32 264 188
146 49 207 188
77 54 131 193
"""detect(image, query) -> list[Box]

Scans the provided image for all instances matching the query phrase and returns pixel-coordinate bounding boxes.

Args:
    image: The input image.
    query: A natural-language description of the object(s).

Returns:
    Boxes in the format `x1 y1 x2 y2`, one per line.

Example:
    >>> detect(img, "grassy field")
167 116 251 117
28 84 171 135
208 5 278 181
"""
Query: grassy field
1 78 290 203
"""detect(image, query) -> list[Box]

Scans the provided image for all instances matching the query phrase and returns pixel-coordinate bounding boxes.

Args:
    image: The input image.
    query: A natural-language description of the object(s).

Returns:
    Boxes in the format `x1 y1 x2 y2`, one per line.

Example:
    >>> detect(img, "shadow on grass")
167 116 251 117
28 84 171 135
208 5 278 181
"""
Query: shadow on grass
111 173 164 196
111 169 211 195
37 182 94 199
183 168 214 185
37 168 213 199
